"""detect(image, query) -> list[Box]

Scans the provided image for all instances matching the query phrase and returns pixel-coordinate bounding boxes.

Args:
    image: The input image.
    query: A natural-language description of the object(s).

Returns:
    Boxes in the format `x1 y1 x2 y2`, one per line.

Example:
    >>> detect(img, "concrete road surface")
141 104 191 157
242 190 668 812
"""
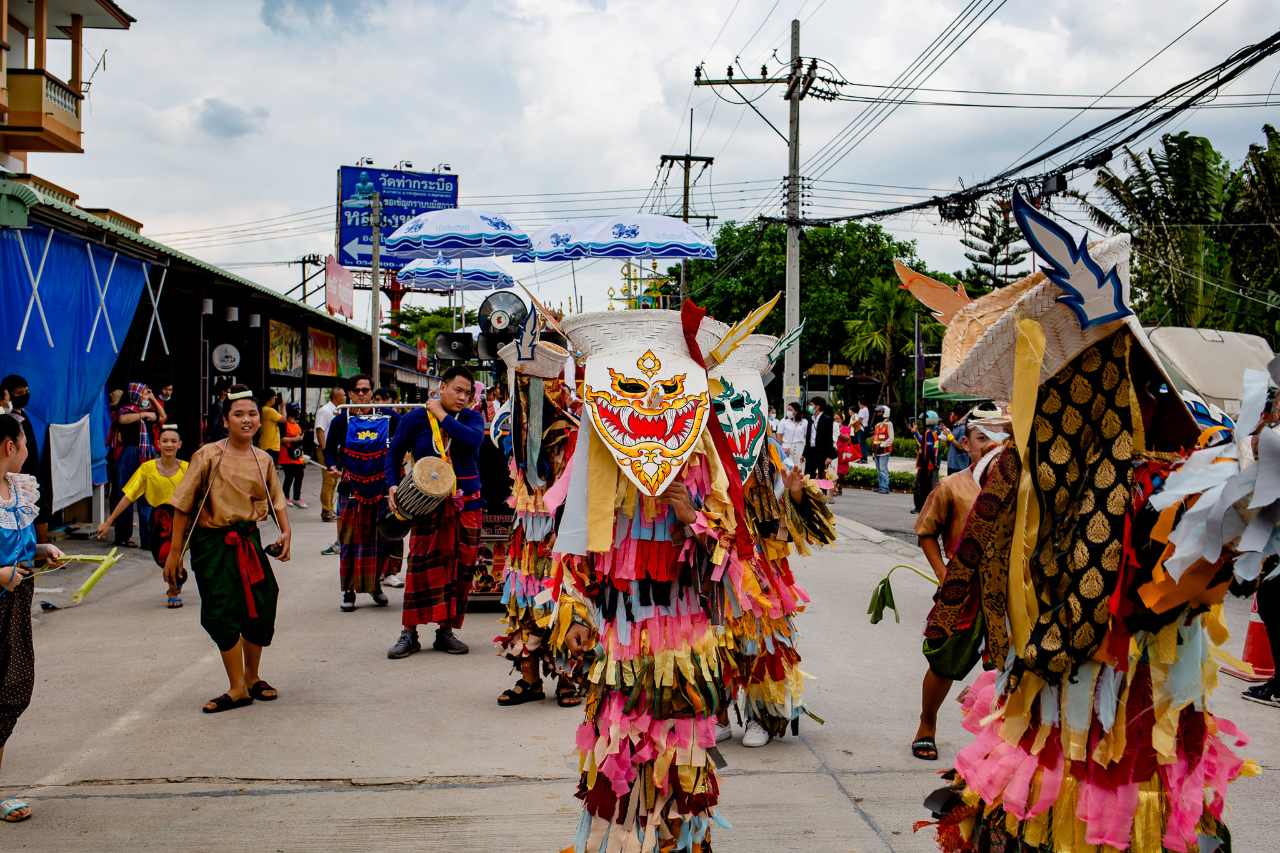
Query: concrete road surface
4 476 1276 851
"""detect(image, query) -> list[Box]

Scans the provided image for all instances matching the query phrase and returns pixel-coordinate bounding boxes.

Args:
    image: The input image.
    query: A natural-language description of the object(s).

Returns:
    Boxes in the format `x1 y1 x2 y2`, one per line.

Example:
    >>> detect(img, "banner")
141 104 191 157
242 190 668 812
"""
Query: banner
308 328 338 376
338 337 361 378
268 319 303 377
325 254 354 319
416 339 429 373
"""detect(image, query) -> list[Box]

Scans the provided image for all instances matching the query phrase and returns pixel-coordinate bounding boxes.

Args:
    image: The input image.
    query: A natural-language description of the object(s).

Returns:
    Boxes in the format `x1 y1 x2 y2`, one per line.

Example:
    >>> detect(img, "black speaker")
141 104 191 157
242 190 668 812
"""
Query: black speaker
434 332 475 361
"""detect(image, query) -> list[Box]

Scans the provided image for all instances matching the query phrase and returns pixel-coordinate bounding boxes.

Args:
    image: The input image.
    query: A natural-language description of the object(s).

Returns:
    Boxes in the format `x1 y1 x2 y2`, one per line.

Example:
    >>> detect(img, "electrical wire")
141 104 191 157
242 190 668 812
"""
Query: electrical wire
809 0 1010 179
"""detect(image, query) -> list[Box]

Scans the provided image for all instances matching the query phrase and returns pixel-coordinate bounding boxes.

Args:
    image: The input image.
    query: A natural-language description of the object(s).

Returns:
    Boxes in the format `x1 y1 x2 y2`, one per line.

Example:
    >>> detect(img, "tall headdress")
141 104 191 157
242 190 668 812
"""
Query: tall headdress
561 309 711 496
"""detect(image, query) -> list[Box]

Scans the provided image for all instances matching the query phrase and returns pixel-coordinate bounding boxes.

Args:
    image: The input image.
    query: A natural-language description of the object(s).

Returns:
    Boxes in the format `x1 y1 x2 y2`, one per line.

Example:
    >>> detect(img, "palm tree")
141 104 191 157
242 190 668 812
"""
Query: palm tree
841 277 916 406
1071 131 1230 327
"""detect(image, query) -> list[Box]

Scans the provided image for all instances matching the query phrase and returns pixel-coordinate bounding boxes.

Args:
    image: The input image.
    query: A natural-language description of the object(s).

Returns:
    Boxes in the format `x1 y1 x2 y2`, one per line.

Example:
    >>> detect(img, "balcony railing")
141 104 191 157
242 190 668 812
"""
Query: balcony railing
2 69 83 153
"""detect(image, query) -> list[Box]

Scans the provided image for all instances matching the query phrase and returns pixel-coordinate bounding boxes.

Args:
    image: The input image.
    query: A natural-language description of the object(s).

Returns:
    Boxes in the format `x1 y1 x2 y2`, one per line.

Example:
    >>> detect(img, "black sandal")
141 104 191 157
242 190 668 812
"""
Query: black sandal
248 680 279 702
556 679 585 708
912 737 938 761
497 678 545 706
202 693 253 714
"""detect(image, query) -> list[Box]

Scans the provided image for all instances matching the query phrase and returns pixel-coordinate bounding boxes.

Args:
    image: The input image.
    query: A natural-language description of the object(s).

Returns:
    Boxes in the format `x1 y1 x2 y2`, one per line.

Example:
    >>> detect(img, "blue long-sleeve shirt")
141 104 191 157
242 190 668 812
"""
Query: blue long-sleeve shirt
386 407 486 509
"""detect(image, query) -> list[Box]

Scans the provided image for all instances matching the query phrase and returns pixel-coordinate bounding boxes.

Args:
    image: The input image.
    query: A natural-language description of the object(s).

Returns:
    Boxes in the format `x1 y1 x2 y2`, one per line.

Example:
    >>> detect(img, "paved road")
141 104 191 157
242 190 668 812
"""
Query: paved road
828 482 919 548
5 475 1276 851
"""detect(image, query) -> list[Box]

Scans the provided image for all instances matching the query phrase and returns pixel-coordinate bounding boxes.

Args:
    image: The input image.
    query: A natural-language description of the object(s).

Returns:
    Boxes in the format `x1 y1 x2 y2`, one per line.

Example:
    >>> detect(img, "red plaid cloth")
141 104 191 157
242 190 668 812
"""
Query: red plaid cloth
338 496 401 593
402 493 482 630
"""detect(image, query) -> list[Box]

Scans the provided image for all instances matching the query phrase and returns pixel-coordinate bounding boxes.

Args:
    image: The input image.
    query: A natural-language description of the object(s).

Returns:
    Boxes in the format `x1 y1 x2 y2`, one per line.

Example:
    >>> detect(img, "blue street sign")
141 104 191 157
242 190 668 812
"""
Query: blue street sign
335 166 459 270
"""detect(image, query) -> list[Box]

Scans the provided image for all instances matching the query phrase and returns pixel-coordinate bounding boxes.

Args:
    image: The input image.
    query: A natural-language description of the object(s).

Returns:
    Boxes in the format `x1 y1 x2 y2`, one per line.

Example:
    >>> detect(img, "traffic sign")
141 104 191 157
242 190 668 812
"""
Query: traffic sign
335 166 459 270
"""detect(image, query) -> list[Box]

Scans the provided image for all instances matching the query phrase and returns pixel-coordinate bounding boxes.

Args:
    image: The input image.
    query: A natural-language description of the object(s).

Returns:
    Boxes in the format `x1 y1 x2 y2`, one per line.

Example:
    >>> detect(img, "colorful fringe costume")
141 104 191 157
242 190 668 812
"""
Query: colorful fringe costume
493 335 582 685
702 328 836 739
555 306 752 852
921 194 1262 853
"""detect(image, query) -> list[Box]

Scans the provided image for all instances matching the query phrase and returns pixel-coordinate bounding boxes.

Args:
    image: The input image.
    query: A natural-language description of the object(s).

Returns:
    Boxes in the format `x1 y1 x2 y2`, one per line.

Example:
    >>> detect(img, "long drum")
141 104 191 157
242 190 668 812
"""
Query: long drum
391 456 455 522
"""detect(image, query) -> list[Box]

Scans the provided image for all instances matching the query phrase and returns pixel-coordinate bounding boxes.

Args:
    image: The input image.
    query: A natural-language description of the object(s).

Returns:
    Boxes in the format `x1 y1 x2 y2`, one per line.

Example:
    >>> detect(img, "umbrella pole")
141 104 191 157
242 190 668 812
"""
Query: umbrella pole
571 261 580 314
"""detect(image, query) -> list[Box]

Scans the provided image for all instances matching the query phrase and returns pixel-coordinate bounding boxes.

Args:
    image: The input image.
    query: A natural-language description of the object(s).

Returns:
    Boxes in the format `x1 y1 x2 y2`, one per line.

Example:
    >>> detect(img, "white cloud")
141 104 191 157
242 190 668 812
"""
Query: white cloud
27 0 1278 321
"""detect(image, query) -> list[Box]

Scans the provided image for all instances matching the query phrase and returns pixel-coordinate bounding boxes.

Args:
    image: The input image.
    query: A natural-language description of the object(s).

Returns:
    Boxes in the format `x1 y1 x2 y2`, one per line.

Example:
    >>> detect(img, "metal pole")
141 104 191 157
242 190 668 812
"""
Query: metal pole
783 18 802 406
680 108 692 301
370 192 382 385
913 312 921 423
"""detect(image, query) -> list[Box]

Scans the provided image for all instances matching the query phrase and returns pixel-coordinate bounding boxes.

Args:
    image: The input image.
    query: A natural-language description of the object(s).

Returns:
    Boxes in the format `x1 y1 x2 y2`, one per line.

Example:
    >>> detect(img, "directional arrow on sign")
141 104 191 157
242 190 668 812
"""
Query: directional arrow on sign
343 238 371 260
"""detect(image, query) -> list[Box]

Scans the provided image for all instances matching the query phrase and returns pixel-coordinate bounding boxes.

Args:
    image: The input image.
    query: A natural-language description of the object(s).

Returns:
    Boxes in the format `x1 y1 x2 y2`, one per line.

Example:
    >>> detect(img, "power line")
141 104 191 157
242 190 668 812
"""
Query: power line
825 93 1278 110
809 0 1009 179
1001 0 1234 171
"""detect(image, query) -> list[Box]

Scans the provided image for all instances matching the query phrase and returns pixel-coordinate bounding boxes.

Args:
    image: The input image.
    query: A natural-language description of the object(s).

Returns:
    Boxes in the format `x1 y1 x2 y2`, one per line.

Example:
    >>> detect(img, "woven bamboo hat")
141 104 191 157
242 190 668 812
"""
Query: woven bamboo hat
497 339 569 379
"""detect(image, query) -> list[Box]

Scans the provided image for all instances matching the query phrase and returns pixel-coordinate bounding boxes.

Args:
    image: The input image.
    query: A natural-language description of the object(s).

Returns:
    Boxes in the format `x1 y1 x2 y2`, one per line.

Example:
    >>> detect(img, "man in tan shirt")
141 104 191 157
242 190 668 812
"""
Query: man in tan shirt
910 417 1008 760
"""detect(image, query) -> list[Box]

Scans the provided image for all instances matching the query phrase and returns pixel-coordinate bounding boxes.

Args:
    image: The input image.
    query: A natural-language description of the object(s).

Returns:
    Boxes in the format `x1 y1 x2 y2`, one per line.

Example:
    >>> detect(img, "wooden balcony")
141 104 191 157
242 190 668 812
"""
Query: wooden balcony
0 69 83 153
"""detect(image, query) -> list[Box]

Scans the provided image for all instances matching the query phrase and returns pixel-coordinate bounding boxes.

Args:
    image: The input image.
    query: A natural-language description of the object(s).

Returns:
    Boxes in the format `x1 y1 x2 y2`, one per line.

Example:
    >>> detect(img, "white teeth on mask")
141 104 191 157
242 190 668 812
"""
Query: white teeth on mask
663 409 677 432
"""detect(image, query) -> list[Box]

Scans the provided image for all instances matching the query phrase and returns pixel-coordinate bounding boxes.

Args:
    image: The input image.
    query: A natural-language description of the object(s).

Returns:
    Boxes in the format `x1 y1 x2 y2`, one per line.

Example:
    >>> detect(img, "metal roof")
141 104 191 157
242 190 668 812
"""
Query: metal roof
0 177 361 332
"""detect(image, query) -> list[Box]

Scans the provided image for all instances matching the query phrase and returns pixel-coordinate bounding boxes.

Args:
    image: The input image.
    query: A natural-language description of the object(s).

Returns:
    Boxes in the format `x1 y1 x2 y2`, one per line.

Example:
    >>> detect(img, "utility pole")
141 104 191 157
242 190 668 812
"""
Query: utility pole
370 192 382 385
695 18 820 404
659 148 714 301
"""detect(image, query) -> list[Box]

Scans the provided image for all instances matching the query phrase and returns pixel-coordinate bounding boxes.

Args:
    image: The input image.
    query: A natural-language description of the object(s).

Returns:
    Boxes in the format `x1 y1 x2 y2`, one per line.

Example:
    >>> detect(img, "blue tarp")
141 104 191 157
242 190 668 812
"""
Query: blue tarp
1 224 146 485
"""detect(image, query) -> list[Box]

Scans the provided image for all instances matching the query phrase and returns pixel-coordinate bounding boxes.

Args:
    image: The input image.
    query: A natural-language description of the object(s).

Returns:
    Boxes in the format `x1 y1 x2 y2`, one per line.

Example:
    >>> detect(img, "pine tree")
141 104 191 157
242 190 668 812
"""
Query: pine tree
960 204 1029 291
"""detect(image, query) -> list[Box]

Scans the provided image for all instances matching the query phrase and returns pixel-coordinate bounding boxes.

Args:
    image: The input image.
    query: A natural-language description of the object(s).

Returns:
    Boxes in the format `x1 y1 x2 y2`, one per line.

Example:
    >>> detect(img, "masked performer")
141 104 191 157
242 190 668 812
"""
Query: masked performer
555 305 761 852
921 194 1262 853
326 374 399 612
493 328 586 707
700 322 836 748
165 385 291 714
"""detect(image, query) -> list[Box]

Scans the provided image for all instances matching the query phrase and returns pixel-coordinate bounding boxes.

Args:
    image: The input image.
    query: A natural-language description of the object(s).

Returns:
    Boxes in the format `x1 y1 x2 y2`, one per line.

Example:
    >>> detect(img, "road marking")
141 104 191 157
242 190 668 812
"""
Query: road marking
35 651 220 787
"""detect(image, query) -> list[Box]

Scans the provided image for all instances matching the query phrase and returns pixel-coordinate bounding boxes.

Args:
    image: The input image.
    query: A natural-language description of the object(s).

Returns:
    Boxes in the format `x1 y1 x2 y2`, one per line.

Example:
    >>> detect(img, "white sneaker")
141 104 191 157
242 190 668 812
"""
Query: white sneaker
383 574 405 588
742 721 771 748
294 499 309 509
714 724 732 744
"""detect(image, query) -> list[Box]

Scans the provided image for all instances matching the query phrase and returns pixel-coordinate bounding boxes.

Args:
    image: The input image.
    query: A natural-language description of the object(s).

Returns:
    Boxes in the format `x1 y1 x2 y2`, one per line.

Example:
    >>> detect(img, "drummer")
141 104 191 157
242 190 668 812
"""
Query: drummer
324 374 401 612
385 366 485 659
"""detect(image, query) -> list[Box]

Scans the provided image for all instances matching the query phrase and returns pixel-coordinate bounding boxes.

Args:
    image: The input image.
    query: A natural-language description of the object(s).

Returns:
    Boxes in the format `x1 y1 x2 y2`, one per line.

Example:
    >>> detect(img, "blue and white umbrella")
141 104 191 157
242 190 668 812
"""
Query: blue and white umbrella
396 254 514 292
568 213 716 260
384 207 532 259
512 222 591 263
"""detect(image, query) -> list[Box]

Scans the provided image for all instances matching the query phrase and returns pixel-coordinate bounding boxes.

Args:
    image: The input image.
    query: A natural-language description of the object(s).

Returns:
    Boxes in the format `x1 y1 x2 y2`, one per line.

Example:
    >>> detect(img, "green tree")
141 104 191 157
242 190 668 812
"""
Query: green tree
1221 124 1280 337
960 203 1029 291
1073 131 1231 328
385 305 475 348
679 220 927 379
840 277 918 407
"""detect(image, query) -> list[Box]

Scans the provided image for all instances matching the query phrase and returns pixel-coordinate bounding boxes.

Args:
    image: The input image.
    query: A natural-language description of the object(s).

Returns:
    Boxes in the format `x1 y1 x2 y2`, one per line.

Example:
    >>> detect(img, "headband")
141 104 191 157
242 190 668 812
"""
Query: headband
160 424 180 432
974 424 1010 442
227 389 255 401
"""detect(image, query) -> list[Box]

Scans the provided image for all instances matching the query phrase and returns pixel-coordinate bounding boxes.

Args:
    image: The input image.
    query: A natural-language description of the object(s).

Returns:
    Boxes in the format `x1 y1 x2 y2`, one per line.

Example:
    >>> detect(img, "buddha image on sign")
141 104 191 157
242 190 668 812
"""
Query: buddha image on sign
583 347 710 496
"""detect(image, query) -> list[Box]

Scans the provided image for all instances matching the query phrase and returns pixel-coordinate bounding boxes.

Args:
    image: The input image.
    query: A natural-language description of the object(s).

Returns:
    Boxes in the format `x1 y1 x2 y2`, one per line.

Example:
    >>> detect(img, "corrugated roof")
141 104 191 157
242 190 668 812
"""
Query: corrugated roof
0 177 361 332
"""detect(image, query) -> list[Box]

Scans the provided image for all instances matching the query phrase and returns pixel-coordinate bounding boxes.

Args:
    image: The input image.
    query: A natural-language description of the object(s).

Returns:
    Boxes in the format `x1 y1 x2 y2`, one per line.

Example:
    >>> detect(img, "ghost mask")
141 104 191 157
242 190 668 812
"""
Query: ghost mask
562 310 711 496
708 334 775 482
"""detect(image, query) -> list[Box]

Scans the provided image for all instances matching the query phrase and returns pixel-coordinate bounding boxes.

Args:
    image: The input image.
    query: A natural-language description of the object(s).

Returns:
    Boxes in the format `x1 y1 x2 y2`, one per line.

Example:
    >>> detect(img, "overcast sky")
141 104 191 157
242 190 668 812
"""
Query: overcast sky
30 0 1280 328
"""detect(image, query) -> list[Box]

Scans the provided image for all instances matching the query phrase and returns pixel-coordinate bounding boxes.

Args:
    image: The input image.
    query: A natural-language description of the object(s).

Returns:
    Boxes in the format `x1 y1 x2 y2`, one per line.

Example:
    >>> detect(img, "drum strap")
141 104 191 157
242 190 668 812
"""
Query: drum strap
428 413 450 465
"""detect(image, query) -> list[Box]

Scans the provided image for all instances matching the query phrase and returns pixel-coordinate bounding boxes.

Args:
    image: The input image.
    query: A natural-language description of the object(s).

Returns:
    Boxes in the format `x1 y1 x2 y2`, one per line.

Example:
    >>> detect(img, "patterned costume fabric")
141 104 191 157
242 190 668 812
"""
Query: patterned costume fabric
335 414 401 593
403 495 481 631
554 308 738 852
494 373 579 679
0 474 38 747
925 198 1255 853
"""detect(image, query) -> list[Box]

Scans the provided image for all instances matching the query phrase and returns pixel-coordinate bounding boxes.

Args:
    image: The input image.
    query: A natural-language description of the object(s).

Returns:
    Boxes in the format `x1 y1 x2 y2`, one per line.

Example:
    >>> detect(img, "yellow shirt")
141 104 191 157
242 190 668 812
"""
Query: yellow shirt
123 458 189 507
258 406 282 452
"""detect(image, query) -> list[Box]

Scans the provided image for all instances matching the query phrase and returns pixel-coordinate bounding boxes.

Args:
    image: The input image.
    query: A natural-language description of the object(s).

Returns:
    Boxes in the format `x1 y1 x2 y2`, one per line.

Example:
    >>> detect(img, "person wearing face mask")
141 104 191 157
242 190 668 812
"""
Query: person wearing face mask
0 377 49 544
871 405 895 494
778 401 809 470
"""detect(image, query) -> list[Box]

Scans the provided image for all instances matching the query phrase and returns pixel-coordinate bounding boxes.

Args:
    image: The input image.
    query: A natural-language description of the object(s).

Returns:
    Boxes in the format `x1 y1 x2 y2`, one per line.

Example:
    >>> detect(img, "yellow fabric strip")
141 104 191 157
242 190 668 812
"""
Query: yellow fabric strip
586 426 619 552
1008 317 1046 658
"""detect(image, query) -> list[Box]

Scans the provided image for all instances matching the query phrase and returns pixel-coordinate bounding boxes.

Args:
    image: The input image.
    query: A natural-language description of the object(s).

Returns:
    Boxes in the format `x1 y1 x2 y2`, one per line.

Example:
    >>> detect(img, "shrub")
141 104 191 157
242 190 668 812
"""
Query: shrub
893 437 918 457
840 466 915 492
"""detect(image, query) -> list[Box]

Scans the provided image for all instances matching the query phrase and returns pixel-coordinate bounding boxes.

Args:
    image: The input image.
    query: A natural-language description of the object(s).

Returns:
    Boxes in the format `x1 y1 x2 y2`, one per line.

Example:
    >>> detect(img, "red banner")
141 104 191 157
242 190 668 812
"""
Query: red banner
416 339 429 373
325 255 354 319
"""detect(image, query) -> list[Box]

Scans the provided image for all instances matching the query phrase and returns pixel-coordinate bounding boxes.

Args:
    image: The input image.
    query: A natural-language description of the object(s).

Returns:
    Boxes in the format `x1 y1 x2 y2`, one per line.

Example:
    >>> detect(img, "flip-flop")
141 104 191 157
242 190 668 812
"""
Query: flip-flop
555 680 585 708
202 693 253 714
1 798 31 822
166 596 183 609
912 737 939 761
248 680 279 702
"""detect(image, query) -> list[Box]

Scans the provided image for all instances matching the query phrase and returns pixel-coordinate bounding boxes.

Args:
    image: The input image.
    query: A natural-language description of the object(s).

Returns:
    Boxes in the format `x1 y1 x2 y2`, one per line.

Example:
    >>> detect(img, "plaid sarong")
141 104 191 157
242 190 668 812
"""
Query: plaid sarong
402 493 482 630
338 495 401 593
